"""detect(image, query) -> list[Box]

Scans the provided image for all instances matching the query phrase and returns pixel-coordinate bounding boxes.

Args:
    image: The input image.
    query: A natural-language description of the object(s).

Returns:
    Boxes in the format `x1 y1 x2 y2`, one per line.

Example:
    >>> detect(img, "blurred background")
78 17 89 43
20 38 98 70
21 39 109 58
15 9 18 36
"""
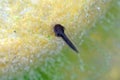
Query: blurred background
21 1 120 80
32 1 120 80
0 0 120 80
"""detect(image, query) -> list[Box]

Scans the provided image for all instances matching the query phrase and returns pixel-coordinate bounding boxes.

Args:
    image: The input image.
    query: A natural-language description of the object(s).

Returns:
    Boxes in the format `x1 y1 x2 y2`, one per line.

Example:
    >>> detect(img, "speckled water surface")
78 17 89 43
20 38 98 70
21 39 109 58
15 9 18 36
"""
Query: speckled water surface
1 0 119 80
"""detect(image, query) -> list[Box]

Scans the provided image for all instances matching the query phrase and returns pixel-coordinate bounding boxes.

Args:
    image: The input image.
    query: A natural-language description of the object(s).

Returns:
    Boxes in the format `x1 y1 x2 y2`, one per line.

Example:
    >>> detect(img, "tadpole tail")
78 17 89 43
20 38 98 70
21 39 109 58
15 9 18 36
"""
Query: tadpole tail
61 33 79 53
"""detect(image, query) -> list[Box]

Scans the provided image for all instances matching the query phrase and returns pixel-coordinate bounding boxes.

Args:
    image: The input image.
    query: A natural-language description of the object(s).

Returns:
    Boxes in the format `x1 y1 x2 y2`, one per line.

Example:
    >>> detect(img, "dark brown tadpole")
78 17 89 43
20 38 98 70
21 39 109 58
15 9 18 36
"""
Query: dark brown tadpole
54 24 78 53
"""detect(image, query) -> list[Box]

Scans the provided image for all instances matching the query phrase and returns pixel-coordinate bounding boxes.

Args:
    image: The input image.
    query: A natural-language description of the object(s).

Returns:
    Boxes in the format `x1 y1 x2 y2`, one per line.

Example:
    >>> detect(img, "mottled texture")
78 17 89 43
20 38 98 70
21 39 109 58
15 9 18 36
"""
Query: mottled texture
0 0 119 80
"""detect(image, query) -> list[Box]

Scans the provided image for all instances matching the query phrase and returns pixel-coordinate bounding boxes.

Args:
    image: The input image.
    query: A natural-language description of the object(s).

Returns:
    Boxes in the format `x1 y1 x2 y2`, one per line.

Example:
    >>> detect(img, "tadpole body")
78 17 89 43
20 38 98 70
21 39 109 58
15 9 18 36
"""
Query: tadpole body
54 24 78 53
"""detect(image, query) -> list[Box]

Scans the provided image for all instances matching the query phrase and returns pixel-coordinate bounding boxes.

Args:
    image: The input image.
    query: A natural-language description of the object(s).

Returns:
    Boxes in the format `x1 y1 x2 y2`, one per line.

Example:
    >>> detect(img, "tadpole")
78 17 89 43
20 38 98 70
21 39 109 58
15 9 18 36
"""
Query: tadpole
54 24 78 53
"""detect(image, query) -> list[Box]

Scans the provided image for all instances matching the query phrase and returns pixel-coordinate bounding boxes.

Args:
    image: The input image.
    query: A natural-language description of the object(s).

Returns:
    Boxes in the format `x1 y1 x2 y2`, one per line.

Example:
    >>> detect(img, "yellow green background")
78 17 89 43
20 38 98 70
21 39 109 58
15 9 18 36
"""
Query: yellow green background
0 0 120 80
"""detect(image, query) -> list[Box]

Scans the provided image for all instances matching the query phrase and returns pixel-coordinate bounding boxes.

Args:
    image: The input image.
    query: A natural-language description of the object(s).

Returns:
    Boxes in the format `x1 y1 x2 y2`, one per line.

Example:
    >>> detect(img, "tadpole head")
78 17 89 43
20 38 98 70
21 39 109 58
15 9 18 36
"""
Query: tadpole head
54 24 65 37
